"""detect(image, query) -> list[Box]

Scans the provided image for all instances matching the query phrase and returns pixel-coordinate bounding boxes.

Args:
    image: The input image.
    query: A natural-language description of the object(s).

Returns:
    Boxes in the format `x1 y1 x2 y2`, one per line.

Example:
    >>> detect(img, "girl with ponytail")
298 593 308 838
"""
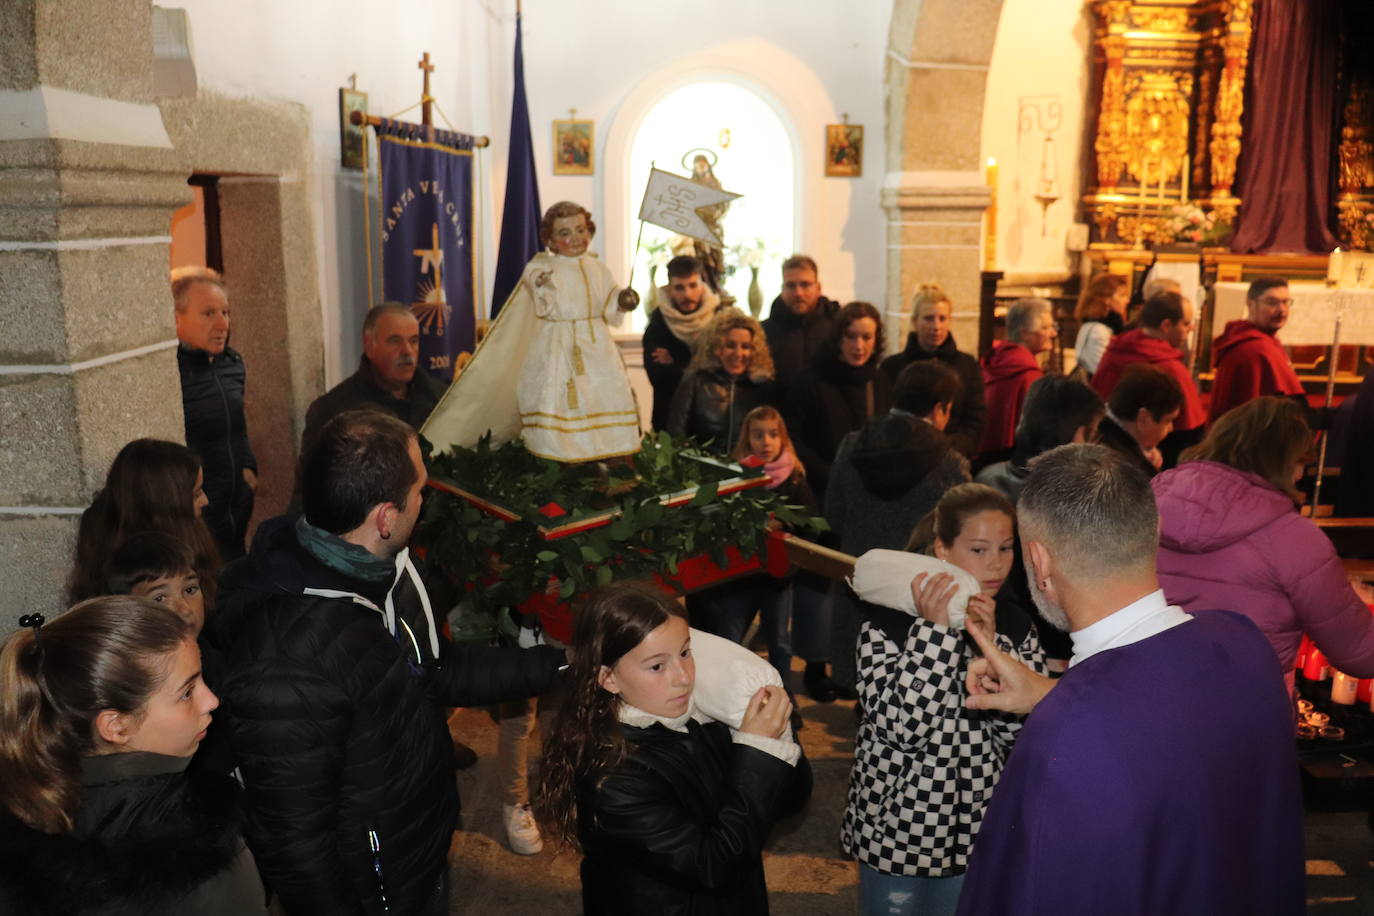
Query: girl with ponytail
0 597 266 914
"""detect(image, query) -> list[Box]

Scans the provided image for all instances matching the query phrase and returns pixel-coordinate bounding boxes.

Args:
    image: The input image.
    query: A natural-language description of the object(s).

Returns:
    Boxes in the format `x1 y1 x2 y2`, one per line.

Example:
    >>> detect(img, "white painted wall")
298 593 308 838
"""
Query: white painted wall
173 0 893 383
174 0 503 384
980 0 1093 282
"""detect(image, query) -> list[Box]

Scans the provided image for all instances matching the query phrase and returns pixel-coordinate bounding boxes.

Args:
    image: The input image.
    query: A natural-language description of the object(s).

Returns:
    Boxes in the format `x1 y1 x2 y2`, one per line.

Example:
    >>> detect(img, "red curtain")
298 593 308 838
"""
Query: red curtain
1230 0 1341 254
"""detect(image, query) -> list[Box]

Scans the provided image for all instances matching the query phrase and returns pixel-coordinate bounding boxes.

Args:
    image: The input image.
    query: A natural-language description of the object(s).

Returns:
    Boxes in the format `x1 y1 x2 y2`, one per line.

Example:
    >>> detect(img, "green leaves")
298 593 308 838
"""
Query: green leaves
416 432 822 642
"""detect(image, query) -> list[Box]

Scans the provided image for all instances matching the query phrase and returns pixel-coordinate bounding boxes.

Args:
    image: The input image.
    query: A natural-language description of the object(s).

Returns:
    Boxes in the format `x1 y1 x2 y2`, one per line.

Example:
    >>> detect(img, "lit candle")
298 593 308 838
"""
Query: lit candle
1181 153 1189 202
1333 670 1359 705
984 157 998 271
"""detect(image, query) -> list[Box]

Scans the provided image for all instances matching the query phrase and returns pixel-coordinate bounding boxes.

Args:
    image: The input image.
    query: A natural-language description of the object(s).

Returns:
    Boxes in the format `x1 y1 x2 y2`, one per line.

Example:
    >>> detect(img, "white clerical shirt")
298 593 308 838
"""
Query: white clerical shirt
1068 588 1191 668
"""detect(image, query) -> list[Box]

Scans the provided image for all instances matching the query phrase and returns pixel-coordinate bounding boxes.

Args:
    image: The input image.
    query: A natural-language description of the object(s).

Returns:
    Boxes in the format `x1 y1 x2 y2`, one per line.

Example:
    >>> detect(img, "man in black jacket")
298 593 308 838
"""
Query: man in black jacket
300 304 448 461
760 254 842 386
641 255 719 430
173 267 258 560
205 410 565 915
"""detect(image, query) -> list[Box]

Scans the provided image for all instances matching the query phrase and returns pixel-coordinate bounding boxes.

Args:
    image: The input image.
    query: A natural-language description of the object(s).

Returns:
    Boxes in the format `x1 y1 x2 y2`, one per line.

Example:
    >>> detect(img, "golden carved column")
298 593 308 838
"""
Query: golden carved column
1083 1 1211 249
1336 79 1374 250
1205 0 1252 223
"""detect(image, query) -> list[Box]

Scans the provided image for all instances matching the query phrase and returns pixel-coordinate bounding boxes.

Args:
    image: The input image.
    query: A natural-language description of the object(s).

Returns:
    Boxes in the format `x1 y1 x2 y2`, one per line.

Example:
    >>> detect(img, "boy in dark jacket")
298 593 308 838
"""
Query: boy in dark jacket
825 361 970 689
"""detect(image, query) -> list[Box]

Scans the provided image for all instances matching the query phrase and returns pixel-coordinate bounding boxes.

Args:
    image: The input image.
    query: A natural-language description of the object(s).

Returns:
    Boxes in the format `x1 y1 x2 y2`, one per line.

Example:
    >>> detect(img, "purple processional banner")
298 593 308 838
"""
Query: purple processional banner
375 120 475 382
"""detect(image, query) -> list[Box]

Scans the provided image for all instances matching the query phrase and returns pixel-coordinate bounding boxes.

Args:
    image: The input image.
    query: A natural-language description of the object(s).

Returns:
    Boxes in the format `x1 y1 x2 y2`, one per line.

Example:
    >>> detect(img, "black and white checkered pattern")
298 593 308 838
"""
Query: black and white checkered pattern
841 615 1047 877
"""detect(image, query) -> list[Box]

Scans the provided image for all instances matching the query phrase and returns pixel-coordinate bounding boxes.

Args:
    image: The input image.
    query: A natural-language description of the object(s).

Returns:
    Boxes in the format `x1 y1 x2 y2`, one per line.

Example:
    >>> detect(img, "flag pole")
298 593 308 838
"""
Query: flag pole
625 160 655 292
628 218 646 291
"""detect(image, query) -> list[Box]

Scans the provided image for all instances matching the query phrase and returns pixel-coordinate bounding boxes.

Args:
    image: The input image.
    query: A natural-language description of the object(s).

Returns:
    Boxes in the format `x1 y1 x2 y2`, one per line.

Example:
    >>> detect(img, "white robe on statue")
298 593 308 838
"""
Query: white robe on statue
421 250 642 463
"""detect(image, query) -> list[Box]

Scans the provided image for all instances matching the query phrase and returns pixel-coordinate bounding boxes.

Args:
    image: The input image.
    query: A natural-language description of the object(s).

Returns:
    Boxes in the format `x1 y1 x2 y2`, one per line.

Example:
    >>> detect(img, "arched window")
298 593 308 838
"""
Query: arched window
624 80 796 332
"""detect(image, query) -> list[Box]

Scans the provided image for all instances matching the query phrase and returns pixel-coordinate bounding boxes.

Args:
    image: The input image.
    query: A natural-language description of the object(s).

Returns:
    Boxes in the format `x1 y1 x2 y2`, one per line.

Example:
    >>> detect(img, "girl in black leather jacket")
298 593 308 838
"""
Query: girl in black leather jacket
667 309 778 454
536 583 808 915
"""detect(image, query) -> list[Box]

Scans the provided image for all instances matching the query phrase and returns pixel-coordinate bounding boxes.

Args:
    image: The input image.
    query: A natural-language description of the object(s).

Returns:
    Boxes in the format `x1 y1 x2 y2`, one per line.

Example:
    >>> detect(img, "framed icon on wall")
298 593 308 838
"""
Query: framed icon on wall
825 123 863 178
553 119 595 176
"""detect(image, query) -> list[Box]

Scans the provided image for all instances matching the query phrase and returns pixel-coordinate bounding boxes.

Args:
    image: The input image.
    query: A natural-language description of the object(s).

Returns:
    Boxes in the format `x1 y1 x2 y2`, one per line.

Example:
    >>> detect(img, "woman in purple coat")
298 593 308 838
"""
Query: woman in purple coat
1153 396 1374 696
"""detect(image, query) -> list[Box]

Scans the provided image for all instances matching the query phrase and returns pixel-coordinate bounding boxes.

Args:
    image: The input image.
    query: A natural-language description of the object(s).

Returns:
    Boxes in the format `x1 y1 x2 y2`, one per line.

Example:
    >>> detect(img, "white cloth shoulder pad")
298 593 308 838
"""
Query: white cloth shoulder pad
688 627 782 729
849 549 981 630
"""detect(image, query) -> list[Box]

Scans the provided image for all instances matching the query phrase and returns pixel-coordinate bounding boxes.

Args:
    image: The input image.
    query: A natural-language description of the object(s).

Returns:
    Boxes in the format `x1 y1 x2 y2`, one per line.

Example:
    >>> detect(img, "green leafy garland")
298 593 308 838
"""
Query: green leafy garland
416 431 826 641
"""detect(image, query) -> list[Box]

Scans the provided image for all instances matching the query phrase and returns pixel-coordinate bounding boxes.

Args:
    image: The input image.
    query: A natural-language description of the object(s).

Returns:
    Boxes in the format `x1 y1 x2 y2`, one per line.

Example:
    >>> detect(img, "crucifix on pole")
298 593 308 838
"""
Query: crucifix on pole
418 51 435 139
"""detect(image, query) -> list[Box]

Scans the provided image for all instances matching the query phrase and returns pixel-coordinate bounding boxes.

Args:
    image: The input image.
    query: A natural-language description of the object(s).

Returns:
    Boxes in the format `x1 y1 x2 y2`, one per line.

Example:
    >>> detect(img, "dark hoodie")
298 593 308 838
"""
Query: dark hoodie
978 341 1043 454
823 412 970 690
761 295 842 385
202 514 564 916
1208 319 1303 423
824 413 969 557
880 332 987 457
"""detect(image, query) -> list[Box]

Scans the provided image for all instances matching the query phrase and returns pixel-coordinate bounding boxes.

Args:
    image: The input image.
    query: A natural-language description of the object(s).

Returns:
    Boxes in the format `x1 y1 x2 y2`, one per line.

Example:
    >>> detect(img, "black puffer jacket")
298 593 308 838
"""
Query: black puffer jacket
0 752 266 915
783 351 893 499
178 343 257 558
204 514 565 915
879 333 987 458
577 720 811 915
667 368 776 455
760 295 841 385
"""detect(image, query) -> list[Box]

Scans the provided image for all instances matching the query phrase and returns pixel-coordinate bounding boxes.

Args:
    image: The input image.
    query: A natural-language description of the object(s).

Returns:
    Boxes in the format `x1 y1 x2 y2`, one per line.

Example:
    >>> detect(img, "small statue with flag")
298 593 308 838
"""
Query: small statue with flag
423 201 641 463
423 171 740 465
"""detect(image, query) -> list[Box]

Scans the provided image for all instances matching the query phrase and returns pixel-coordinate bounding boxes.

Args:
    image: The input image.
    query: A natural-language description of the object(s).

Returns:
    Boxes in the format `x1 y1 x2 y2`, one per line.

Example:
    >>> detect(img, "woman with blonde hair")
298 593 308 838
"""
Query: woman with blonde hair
667 308 777 454
880 283 986 457
1154 396 1374 696
1072 273 1130 377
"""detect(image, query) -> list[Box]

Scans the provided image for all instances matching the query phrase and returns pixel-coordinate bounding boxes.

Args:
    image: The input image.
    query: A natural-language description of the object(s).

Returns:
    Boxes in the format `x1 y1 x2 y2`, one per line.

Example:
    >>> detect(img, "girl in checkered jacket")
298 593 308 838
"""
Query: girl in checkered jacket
842 483 1047 916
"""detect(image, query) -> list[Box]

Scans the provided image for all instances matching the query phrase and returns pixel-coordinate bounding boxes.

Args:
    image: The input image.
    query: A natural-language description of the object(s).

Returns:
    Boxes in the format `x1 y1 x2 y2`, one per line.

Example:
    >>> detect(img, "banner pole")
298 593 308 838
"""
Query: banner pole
1311 298 1343 514
362 126 375 307
627 218 646 291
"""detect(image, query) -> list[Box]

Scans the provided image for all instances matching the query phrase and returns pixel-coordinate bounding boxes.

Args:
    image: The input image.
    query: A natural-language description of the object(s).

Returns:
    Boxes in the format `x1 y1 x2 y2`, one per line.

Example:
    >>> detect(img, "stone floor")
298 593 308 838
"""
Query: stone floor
444 676 1374 914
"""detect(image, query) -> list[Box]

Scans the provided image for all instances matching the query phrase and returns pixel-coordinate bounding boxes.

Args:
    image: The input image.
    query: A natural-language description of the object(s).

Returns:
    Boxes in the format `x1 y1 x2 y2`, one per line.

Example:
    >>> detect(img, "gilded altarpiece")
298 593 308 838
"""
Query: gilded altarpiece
1083 0 1251 250
1336 77 1374 251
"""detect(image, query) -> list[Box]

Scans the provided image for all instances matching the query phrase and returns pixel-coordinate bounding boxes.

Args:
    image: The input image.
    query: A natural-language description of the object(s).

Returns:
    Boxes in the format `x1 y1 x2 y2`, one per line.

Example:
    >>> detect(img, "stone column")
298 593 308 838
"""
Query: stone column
884 0 1001 354
0 0 191 621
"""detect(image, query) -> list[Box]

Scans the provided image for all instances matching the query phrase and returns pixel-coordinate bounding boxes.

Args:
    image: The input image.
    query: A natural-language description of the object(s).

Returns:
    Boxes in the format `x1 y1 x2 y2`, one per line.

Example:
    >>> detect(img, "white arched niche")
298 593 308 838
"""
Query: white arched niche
619 81 796 333
601 42 837 335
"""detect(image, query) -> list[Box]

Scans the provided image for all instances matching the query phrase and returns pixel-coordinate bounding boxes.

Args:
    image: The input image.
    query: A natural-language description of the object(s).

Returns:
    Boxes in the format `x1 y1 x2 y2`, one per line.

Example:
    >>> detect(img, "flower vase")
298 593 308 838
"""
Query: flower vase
747 267 763 317
644 266 658 314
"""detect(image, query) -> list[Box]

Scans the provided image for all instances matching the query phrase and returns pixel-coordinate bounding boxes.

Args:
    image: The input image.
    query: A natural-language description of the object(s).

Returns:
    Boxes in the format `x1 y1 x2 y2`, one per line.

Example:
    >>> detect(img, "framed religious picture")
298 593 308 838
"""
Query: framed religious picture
552 119 595 175
339 87 369 170
825 123 863 177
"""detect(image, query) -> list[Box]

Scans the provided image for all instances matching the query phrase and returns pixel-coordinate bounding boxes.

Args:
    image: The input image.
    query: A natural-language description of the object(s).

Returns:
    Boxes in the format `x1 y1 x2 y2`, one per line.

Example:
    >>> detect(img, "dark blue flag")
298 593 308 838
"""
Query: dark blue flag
375 120 475 383
491 12 542 318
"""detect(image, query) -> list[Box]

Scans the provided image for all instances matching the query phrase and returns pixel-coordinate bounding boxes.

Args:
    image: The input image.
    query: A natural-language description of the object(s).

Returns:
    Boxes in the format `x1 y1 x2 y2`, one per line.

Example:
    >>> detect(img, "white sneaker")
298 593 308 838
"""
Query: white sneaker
503 803 543 855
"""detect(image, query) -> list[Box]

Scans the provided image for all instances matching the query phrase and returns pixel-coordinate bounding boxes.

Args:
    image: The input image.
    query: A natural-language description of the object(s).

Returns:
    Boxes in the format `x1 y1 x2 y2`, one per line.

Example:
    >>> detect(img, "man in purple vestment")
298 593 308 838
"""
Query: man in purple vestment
955 444 1303 916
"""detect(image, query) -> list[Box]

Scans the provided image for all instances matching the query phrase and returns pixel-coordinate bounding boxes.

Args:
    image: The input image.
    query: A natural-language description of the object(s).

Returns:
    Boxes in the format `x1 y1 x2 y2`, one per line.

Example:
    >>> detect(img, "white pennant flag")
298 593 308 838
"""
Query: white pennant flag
637 167 741 247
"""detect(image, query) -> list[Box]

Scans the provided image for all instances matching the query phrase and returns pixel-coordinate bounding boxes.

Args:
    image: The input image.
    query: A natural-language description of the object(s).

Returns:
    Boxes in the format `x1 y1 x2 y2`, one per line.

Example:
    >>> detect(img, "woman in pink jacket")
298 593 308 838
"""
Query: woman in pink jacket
1153 397 1374 697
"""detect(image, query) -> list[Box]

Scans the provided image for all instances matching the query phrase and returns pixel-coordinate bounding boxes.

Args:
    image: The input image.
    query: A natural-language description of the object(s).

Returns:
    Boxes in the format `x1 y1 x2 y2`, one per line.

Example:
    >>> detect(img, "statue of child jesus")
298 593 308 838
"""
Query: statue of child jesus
421 201 643 463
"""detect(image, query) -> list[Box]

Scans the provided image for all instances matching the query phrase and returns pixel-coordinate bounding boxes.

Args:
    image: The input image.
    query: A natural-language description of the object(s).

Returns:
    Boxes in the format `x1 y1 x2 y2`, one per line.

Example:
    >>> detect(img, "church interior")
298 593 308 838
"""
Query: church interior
6 0 1374 911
